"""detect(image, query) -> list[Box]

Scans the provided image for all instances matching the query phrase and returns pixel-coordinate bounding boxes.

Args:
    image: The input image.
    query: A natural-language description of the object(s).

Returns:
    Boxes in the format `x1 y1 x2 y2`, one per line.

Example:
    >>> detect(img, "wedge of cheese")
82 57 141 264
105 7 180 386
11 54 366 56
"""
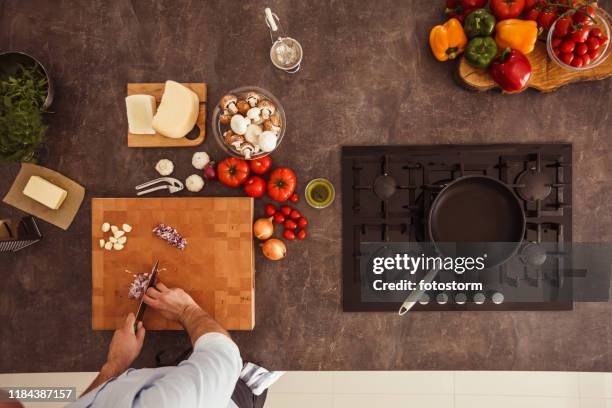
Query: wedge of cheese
126 94 157 134
152 81 199 139
23 176 68 210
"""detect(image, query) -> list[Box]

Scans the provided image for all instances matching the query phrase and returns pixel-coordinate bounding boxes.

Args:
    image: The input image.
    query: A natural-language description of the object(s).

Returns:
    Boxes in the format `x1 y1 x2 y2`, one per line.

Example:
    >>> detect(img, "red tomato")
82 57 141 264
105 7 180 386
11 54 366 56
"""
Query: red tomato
551 37 562 48
297 217 308 228
524 8 539 21
267 168 297 202
217 157 250 187
553 17 572 38
290 209 301 220
570 56 584 67
574 42 588 56
283 230 295 240
280 205 292 216
586 37 600 51
573 5 597 27
289 193 299 203
589 47 601 59
284 219 297 230
244 176 266 198
538 10 558 31
590 27 603 38
560 52 574 65
248 156 272 175
581 53 591 66
491 0 526 20
560 39 575 53
265 204 276 216
296 229 307 240
273 212 285 224
570 26 590 43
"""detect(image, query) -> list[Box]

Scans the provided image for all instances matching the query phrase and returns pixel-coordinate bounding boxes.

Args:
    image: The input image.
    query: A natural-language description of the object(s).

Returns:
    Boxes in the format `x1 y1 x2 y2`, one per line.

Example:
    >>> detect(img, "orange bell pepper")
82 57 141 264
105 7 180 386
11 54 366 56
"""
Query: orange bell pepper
429 18 468 62
495 19 538 55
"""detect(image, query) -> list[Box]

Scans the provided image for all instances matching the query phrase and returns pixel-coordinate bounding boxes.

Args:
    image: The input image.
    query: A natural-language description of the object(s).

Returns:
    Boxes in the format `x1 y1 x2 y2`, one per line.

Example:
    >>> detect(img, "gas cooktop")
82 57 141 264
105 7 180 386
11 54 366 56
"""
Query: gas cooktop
342 144 573 312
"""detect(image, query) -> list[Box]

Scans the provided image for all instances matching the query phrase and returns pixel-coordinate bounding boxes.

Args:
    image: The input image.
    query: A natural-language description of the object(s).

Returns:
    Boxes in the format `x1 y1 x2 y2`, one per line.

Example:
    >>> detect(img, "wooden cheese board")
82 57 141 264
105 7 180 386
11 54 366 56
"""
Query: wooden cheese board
91 197 255 331
459 41 612 93
127 82 207 147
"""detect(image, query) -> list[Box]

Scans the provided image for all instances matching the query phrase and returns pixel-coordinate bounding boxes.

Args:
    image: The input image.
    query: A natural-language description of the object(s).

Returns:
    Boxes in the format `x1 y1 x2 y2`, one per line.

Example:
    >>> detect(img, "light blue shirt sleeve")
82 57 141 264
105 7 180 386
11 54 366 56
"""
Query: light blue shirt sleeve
69 332 242 408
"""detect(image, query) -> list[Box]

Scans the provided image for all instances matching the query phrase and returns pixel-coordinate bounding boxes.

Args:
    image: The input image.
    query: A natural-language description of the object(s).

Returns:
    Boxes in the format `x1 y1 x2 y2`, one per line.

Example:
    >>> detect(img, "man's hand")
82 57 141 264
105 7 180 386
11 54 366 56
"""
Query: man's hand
143 282 199 323
104 313 146 376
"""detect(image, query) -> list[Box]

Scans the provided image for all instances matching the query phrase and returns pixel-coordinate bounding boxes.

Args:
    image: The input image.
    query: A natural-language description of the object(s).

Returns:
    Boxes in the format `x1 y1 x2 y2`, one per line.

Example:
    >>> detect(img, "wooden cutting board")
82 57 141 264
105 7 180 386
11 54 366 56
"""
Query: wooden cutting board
458 41 612 93
127 82 207 147
91 197 254 331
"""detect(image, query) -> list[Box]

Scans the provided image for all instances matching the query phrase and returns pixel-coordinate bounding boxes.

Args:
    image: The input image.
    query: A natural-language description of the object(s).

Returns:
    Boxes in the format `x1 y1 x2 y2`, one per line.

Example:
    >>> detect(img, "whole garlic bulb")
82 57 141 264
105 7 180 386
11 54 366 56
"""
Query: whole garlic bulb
185 174 205 192
192 152 210 170
155 159 174 176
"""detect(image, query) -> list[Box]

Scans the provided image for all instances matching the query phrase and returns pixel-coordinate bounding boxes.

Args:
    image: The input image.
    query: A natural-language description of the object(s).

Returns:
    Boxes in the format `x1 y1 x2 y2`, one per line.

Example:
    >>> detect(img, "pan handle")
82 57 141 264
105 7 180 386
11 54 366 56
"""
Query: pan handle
398 268 440 316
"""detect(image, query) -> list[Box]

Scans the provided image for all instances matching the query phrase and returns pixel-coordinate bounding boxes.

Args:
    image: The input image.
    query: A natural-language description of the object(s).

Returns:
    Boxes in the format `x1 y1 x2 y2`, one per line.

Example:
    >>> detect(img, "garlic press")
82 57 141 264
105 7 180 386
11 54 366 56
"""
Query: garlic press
135 177 184 196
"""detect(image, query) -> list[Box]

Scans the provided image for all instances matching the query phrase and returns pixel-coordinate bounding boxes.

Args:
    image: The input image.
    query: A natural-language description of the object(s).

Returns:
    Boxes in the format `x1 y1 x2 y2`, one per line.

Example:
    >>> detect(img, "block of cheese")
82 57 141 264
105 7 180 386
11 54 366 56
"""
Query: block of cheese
22 176 68 210
152 81 199 139
126 94 157 134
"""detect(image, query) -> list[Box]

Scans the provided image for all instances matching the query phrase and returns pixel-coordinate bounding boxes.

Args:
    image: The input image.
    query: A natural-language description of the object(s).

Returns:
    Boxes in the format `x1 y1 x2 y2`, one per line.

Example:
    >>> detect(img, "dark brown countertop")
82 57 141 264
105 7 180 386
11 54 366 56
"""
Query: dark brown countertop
1 0 611 373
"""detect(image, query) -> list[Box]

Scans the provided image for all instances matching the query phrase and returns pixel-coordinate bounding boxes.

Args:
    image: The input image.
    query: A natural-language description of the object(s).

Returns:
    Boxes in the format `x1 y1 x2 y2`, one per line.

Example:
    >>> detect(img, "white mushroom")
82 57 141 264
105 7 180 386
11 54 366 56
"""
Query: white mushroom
186 174 205 192
246 92 261 108
230 114 249 135
155 159 174 176
237 142 256 160
257 100 276 120
246 107 263 124
263 119 281 135
192 152 211 170
245 124 263 145
219 94 238 114
259 131 278 152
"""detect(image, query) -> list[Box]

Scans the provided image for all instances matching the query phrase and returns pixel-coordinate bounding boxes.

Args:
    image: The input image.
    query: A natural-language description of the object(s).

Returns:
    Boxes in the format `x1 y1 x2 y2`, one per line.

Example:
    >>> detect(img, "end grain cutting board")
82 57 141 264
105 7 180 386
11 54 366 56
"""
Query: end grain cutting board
92 197 254 331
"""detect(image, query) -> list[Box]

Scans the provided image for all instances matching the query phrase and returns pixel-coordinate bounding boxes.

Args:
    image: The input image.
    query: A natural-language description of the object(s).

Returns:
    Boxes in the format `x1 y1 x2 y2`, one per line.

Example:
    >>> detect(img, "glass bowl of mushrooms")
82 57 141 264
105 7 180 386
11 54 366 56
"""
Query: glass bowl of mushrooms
212 86 286 160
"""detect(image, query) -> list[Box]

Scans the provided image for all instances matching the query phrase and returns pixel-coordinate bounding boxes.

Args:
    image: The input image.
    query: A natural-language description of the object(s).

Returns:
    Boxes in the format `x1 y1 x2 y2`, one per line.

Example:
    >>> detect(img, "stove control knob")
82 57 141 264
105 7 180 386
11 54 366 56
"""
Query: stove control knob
419 293 430 305
436 293 449 305
455 293 467 305
492 292 505 305
473 292 486 305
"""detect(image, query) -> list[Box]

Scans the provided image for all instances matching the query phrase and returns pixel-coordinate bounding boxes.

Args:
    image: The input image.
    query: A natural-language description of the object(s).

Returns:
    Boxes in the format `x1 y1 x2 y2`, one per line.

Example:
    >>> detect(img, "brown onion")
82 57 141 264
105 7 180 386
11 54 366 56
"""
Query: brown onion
253 217 274 240
261 238 287 261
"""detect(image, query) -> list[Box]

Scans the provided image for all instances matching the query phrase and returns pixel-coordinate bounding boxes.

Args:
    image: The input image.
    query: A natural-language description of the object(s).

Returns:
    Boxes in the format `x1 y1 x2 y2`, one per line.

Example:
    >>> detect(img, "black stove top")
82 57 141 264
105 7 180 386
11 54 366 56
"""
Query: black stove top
342 144 573 312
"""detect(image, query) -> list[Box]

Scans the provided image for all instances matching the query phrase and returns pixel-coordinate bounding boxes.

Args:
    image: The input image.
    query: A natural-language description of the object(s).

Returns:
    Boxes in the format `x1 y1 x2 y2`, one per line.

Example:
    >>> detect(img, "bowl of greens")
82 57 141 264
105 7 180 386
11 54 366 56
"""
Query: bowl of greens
0 52 52 163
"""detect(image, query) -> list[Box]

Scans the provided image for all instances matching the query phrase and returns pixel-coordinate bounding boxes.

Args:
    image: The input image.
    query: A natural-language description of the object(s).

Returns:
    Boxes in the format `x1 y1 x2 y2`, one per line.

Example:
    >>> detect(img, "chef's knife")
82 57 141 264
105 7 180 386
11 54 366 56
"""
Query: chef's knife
134 260 159 331
398 267 439 316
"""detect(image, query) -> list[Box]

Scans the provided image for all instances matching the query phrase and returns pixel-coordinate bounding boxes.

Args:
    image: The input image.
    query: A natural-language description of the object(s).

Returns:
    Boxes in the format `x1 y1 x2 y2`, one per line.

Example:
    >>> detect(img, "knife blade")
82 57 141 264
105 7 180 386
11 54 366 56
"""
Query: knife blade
398 267 439 316
134 260 159 331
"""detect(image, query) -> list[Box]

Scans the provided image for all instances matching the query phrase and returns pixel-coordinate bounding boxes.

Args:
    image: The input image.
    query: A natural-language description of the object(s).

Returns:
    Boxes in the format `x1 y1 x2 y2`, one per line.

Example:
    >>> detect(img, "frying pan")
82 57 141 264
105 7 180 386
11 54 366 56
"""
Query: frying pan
398 175 525 315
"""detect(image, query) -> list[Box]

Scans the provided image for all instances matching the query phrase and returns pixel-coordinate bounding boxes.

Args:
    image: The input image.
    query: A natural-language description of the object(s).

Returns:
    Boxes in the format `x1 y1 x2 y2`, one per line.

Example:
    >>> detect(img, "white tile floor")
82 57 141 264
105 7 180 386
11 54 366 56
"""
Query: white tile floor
0 371 610 407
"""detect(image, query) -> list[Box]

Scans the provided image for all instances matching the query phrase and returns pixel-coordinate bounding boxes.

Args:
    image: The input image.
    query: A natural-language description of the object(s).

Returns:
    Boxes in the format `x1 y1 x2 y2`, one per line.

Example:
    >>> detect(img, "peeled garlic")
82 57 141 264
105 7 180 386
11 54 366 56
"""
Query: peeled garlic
114 230 125 238
101 223 110 232
104 242 113 250
99 239 105 248
122 224 132 233
113 243 124 251
111 225 119 234
109 236 117 243
118 236 127 244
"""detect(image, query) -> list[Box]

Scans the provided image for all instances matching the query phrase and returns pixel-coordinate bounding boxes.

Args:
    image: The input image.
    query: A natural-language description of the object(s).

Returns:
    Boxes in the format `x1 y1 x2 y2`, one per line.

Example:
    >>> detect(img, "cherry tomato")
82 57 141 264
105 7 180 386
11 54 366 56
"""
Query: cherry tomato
243 176 266 198
551 38 562 48
284 219 297 230
586 37 600 52
553 47 561 57
297 217 308 228
524 8 539 21
289 193 299 203
265 204 276 216
273 212 285 224
571 26 590 43
283 230 296 240
538 11 558 31
589 47 602 60
554 17 572 38
570 56 584 68
598 35 609 46
573 5 596 27
590 27 603 38
290 209 301 220
560 52 574 65
248 156 273 175
280 205 292 216
574 42 588 56
581 53 591 66
560 39 575 53
296 229 307 241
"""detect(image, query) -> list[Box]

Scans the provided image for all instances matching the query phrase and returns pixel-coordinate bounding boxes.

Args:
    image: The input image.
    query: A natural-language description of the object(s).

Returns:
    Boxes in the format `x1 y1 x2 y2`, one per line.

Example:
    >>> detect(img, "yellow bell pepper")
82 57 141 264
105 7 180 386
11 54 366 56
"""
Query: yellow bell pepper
495 19 538 55
429 18 468 62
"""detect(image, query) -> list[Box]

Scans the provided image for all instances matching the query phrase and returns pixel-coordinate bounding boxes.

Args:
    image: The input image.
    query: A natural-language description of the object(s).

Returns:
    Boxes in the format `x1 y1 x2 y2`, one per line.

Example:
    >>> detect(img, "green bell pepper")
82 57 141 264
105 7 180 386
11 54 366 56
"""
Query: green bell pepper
464 9 496 38
465 36 498 69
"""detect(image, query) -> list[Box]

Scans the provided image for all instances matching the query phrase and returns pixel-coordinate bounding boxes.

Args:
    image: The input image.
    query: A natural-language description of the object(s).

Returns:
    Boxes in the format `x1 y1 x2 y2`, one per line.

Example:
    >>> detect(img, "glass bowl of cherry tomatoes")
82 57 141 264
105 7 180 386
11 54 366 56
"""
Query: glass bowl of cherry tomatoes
547 5 611 71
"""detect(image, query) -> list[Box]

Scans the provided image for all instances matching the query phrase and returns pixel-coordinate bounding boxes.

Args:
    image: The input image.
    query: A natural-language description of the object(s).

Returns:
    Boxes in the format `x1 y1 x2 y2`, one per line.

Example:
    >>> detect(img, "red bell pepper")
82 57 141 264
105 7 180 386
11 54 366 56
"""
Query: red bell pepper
445 0 488 22
489 48 533 93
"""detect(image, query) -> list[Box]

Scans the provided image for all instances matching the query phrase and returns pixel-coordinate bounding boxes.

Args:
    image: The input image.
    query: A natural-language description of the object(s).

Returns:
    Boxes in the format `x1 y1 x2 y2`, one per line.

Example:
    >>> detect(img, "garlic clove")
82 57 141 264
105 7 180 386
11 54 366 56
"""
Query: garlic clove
99 239 105 248
109 236 117 243
114 230 125 238
118 236 127 244
102 222 110 233
104 242 113 250
113 243 124 251
122 224 132 233
111 225 119 234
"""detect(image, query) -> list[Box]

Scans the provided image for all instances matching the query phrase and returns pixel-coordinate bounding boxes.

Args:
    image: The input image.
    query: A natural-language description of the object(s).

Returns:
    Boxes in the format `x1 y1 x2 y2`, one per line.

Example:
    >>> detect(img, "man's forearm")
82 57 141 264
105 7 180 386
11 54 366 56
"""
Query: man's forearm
179 305 229 344
80 361 124 396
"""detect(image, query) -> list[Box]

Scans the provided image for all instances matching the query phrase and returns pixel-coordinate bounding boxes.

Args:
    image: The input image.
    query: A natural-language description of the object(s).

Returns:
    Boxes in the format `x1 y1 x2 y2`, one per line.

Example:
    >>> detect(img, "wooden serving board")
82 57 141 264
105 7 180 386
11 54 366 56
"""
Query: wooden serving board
91 197 254 331
127 82 207 147
459 41 612 93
